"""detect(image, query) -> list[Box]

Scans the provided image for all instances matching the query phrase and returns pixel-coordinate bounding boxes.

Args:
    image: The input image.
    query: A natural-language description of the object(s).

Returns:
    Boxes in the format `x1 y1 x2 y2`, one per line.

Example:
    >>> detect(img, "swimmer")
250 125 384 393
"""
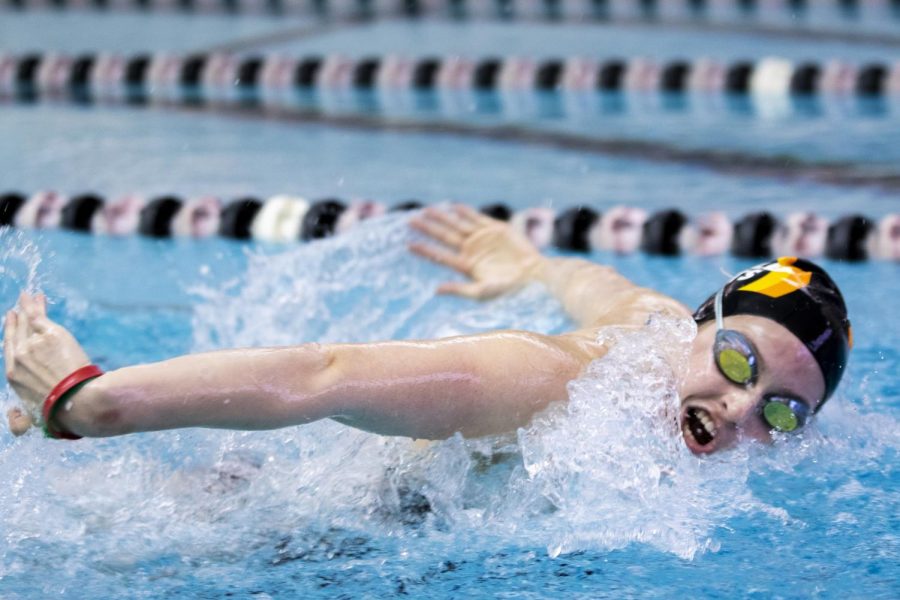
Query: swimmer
4 206 850 456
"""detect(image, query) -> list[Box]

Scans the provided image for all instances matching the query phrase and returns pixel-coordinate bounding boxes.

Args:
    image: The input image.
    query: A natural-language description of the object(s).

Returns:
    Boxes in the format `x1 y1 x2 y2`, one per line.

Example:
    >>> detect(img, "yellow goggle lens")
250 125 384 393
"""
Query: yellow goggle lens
763 402 799 432
717 348 753 384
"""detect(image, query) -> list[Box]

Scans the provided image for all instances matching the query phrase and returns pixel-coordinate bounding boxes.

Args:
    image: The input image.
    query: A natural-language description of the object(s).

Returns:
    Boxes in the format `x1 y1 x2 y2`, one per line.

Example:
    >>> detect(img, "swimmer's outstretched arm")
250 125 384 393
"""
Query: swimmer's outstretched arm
410 206 688 328
5 293 598 439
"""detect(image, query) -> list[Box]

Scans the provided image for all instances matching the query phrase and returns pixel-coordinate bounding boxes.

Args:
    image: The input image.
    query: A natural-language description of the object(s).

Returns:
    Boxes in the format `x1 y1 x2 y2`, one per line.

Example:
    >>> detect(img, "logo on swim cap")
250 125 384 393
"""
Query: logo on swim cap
737 259 812 299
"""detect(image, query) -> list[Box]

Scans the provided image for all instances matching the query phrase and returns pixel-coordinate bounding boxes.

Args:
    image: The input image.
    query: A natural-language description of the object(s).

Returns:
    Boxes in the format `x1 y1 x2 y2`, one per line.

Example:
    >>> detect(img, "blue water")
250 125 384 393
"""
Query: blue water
0 220 898 598
1 10 899 600
4 17 900 168
2 104 899 218
0 12 299 53
274 20 900 61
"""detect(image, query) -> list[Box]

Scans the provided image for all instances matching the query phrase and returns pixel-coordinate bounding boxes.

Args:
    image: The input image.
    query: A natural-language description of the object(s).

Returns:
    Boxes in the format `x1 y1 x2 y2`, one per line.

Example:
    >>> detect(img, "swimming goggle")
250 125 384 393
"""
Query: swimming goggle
712 288 810 433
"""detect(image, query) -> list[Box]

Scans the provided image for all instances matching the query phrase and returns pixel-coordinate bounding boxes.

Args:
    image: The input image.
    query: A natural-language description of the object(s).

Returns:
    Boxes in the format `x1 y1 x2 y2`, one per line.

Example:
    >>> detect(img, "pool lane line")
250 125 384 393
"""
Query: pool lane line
175 102 900 194
3 52 897 109
3 191 893 261
201 15 900 52
4 50 900 188
191 17 370 54
3 0 899 30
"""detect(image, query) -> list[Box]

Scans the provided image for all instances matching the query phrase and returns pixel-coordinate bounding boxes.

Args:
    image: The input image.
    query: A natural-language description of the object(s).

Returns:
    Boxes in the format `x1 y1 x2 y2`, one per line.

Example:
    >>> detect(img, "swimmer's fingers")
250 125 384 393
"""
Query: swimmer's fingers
453 204 494 228
408 242 469 273
409 215 463 249
15 294 31 351
424 206 476 236
7 407 33 436
36 293 47 318
22 292 51 334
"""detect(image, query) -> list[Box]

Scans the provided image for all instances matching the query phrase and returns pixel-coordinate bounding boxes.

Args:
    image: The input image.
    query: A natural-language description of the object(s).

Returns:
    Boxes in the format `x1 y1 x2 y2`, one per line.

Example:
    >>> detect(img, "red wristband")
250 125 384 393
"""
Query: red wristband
42 364 104 440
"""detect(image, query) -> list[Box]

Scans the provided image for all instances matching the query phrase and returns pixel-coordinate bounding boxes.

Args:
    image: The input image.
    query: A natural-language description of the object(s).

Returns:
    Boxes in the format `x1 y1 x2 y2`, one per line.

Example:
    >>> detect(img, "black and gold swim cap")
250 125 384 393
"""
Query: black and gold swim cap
693 257 851 402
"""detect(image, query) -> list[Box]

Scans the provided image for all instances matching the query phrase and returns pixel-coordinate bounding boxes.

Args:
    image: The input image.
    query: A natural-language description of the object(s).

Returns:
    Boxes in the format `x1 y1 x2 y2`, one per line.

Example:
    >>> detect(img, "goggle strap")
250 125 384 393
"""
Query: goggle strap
714 287 725 332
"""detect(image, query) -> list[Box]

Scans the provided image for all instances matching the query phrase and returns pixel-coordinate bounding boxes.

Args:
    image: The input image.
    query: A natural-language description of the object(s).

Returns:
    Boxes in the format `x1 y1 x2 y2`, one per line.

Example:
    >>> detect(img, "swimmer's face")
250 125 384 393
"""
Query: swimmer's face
678 315 826 455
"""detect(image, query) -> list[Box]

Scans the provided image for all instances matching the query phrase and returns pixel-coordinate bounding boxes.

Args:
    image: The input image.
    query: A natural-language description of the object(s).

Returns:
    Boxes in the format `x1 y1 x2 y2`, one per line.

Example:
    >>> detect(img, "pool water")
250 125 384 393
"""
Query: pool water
1 9 899 600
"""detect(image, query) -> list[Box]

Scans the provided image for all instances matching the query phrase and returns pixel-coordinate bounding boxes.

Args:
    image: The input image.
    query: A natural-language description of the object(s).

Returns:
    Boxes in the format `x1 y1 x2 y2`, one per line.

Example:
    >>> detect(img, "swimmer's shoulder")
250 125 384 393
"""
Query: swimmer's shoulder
592 286 691 329
562 289 692 359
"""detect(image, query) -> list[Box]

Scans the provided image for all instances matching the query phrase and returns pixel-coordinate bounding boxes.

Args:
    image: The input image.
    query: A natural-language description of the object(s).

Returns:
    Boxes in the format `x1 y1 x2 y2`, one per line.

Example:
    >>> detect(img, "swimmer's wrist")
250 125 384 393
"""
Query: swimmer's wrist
51 375 113 438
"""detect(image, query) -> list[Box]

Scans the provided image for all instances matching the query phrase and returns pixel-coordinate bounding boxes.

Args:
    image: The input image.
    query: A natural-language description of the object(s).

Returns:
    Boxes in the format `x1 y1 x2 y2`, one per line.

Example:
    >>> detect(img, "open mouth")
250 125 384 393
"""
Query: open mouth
684 407 717 447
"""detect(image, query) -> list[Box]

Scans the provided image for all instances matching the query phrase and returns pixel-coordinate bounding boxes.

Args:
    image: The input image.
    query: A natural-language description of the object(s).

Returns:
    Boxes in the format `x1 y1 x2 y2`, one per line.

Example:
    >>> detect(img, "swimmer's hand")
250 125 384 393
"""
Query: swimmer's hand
4 292 91 436
409 205 543 300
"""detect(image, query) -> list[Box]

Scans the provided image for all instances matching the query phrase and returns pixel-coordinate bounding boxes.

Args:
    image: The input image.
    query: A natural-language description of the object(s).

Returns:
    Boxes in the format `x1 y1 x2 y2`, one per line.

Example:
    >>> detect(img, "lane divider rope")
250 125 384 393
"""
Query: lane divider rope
2 52 898 114
3 0 900 26
1 190 897 261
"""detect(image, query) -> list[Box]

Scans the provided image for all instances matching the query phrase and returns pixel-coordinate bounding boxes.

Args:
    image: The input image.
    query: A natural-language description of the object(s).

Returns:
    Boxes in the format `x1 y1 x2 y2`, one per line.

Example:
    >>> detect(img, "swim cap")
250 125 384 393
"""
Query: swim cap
693 257 851 401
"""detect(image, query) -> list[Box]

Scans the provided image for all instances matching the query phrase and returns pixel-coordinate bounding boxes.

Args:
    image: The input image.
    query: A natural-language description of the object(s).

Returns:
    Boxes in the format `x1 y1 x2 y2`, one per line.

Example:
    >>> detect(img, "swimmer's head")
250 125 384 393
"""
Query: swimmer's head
679 257 851 454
